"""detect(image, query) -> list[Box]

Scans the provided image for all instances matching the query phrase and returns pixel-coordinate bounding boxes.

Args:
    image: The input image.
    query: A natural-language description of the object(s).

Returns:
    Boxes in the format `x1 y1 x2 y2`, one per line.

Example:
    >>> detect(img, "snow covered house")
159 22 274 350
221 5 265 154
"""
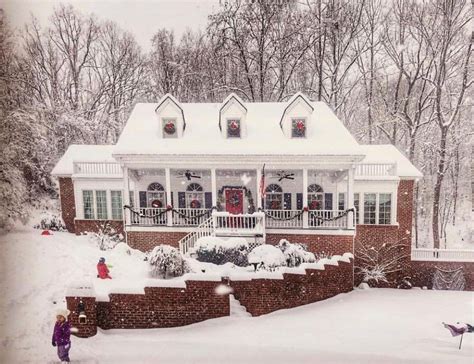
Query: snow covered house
52 93 422 256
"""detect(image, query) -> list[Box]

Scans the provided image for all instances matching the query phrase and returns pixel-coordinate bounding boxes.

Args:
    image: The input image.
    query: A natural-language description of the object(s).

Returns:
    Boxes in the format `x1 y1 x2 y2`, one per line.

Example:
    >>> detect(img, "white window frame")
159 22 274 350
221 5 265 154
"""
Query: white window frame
80 189 124 220
111 190 123 220
358 192 395 225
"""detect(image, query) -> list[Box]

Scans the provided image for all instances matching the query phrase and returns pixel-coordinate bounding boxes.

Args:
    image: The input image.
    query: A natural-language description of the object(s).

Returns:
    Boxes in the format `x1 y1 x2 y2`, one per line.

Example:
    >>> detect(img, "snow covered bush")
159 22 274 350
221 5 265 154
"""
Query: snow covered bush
248 244 286 271
276 239 315 267
88 221 123 251
149 245 188 279
192 237 249 266
34 212 66 231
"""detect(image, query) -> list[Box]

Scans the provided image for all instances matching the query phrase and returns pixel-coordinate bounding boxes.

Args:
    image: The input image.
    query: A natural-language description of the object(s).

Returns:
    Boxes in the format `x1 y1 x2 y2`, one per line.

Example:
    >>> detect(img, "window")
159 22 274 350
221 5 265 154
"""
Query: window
111 191 123 220
291 118 306 138
338 193 345 211
354 193 360 224
96 190 108 219
379 193 392 224
227 119 241 138
363 193 376 224
307 184 323 210
147 182 165 208
83 190 94 219
265 184 283 210
186 183 204 208
162 118 177 138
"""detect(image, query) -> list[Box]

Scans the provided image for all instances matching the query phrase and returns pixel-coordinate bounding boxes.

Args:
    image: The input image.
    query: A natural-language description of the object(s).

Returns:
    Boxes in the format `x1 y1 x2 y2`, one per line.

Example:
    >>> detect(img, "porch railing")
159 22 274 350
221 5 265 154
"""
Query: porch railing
213 212 265 237
308 209 349 229
171 208 211 226
179 216 214 255
265 209 304 229
130 208 167 226
355 163 397 177
73 161 122 175
411 248 474 262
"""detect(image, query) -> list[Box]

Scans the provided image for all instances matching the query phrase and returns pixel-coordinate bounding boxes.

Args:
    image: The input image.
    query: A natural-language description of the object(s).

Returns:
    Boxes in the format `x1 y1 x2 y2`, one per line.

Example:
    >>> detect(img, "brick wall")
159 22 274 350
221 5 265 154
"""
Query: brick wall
74 219 124 235
266 233 354 256
127 231 189 252
230 258 353 316
67 280 229 336
58 177 76 233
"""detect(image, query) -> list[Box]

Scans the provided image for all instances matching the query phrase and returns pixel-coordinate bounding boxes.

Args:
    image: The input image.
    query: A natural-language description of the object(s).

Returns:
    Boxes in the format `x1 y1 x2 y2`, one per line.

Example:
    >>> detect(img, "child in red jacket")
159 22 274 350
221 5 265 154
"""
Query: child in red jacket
97 257 112 279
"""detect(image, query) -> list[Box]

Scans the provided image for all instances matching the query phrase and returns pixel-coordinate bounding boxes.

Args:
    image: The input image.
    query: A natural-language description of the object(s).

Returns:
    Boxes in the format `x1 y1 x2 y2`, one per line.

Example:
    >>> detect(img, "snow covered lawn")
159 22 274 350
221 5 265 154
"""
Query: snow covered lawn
0 226 473 363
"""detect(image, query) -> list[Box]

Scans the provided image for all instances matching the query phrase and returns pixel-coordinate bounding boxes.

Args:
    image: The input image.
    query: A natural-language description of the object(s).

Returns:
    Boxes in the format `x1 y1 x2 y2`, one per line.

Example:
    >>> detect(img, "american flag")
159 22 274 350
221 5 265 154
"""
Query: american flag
259 164 266 199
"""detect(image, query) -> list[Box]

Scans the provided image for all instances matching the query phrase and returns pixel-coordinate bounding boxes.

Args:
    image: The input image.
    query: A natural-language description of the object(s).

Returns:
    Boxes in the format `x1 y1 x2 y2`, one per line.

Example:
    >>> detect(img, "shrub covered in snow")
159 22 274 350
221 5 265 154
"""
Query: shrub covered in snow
248 244 286 271
276 239 316 267
192 237 249 266
149 245 188 279
34 212 66 231
88 221 123 251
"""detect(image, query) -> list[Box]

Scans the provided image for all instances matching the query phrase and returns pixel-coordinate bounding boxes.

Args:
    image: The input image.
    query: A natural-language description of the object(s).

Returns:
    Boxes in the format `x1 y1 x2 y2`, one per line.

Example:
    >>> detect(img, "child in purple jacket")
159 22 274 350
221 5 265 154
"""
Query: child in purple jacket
52 309 71 363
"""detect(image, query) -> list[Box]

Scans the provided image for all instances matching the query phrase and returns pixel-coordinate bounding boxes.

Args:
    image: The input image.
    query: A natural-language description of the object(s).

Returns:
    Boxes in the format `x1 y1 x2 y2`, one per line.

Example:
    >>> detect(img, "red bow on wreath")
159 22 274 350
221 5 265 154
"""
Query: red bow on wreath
296 120 305 131
164 121 176 134
190 199 201 209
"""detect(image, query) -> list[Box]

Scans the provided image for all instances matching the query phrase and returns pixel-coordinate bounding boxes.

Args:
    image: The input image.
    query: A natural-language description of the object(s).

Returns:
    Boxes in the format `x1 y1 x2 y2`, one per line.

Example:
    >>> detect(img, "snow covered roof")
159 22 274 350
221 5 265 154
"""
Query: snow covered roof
51 145 117 176
359 145 423 178
113 100 362 156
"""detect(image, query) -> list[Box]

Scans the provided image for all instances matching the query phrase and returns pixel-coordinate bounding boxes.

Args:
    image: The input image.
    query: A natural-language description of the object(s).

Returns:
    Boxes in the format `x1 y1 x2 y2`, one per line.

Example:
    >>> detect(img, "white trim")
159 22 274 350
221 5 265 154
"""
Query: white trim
261 229 355 236
125 226 194 233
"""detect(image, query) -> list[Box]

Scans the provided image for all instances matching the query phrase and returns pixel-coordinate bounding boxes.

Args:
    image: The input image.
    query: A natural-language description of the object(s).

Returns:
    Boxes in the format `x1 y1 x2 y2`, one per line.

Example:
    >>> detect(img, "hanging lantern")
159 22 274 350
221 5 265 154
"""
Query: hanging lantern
163 121 176 135
77 301 87 324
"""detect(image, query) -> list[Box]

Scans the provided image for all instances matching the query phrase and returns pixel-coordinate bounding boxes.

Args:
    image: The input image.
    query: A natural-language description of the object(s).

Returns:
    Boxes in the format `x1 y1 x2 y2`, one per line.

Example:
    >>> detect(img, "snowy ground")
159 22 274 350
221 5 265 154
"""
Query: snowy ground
0 225 473 363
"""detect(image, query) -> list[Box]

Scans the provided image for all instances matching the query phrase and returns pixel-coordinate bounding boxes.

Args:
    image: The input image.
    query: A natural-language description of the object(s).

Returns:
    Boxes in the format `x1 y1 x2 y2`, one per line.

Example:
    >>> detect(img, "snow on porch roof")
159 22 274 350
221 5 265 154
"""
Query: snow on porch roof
51 144 116 176
113 101 363 156
359 144 423 178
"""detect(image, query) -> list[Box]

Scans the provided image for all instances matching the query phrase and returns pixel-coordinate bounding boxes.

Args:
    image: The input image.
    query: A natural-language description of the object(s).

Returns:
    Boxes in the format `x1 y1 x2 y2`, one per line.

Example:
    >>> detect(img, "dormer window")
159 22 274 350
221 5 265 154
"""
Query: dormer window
162 118 177 138
227 119 241 138
291 118 306 138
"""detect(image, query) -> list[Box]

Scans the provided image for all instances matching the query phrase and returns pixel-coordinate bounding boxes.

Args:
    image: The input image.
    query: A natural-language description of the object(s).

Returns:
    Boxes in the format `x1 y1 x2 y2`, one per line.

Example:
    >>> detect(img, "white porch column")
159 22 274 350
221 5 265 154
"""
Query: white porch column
123 166 131 227
347 166 355 229
256 167 262 210
165 167 173 226
303 168 309 229
211 168 217 207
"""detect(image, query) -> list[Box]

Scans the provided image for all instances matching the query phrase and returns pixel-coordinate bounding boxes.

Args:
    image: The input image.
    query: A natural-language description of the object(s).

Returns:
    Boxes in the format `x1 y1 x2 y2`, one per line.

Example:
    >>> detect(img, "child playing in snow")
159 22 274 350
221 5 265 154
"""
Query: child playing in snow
97 257 112 279
52 309 71 363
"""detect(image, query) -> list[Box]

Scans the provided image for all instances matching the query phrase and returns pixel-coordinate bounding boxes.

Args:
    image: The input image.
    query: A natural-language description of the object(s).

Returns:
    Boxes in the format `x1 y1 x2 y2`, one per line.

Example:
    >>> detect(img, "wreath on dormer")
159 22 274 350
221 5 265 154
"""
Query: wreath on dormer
164 121 176 135
293 119 306 137
229 121 239 131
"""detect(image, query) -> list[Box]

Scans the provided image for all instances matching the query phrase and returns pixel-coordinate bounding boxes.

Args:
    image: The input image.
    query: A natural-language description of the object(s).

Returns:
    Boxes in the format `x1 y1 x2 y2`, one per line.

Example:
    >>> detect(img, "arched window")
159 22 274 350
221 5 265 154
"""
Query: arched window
265 183 283 210
307 184 324 210
186 183 204 208
147 182 165 208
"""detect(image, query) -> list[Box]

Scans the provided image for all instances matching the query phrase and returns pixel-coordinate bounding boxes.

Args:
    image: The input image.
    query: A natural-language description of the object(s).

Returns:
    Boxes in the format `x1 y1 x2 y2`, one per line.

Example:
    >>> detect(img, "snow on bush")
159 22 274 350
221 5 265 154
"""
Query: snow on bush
34 211 66 231
276 239 316 267
192 236 249 266
149 245 188 279
88 221 123 251
248 244 286 271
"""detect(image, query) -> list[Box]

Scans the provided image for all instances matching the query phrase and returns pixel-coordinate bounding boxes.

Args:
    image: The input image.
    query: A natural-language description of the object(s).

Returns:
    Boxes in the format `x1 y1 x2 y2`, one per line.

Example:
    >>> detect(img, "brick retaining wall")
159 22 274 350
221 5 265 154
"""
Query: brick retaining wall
127 231 188 252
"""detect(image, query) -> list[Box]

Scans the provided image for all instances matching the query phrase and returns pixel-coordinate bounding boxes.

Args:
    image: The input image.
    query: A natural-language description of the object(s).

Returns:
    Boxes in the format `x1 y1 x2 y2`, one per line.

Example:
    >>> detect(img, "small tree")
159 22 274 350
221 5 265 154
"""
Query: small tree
355 238 410 285
149 245 187 279
89 221 123 251
276 239 315 267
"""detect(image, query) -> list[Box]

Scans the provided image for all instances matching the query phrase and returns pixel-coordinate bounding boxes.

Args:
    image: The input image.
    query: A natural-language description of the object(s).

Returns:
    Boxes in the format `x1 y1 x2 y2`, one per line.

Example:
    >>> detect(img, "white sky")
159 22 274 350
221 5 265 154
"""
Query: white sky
2 0 220 49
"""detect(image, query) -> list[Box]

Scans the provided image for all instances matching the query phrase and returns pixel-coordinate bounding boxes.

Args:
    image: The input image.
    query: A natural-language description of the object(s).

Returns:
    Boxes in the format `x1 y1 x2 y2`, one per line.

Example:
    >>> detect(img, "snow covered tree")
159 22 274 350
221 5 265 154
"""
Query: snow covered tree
149 245 188 279
88 221 123 251
276 239 316 267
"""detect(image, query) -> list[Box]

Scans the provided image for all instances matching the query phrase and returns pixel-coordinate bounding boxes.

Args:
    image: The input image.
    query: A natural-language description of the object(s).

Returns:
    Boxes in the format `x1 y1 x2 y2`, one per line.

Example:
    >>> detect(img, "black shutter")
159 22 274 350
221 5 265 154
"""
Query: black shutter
170 192 174 207
296 193 303 210
204 192 213 209
139 191 147 208
284 193 292 210
324 193 333 210
178 192 186 208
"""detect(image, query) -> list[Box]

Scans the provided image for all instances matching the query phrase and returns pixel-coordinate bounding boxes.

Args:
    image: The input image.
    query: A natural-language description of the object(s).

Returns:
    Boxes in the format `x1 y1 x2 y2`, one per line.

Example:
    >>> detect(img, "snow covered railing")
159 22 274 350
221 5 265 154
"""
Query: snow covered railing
172 208 210 226
179 216 214 255
73 161 122 176
213 212 265 237
355 163 397 177
265 209 304 229
411 249 474 262
130 208 168 226
308 209 349 229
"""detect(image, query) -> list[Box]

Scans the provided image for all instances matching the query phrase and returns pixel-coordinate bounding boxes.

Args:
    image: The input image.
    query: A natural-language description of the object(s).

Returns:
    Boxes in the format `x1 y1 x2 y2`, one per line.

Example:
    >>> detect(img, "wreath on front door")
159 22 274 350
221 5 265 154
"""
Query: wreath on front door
309 200 320 210
228 192 241 207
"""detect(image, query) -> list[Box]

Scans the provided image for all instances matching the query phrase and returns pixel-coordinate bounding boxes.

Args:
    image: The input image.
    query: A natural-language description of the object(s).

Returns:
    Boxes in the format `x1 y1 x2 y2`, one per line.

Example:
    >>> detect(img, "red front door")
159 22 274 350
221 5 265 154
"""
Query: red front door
225 189 244 215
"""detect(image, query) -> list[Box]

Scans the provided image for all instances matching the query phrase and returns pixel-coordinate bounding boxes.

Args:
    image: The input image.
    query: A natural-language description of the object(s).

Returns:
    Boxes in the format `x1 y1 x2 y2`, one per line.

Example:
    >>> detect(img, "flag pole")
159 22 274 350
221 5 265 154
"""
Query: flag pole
459 333 463 350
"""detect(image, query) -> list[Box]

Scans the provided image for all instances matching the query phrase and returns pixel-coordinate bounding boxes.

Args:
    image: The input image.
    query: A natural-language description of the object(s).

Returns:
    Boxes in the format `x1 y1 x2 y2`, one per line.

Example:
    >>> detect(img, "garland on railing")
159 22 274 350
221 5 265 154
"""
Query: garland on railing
123 205 216 220
262 207 355 222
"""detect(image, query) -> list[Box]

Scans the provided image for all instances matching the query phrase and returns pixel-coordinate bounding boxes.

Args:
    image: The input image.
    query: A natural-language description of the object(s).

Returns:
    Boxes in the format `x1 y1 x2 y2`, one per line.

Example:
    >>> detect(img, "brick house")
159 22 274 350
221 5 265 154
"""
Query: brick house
52 93 422 263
